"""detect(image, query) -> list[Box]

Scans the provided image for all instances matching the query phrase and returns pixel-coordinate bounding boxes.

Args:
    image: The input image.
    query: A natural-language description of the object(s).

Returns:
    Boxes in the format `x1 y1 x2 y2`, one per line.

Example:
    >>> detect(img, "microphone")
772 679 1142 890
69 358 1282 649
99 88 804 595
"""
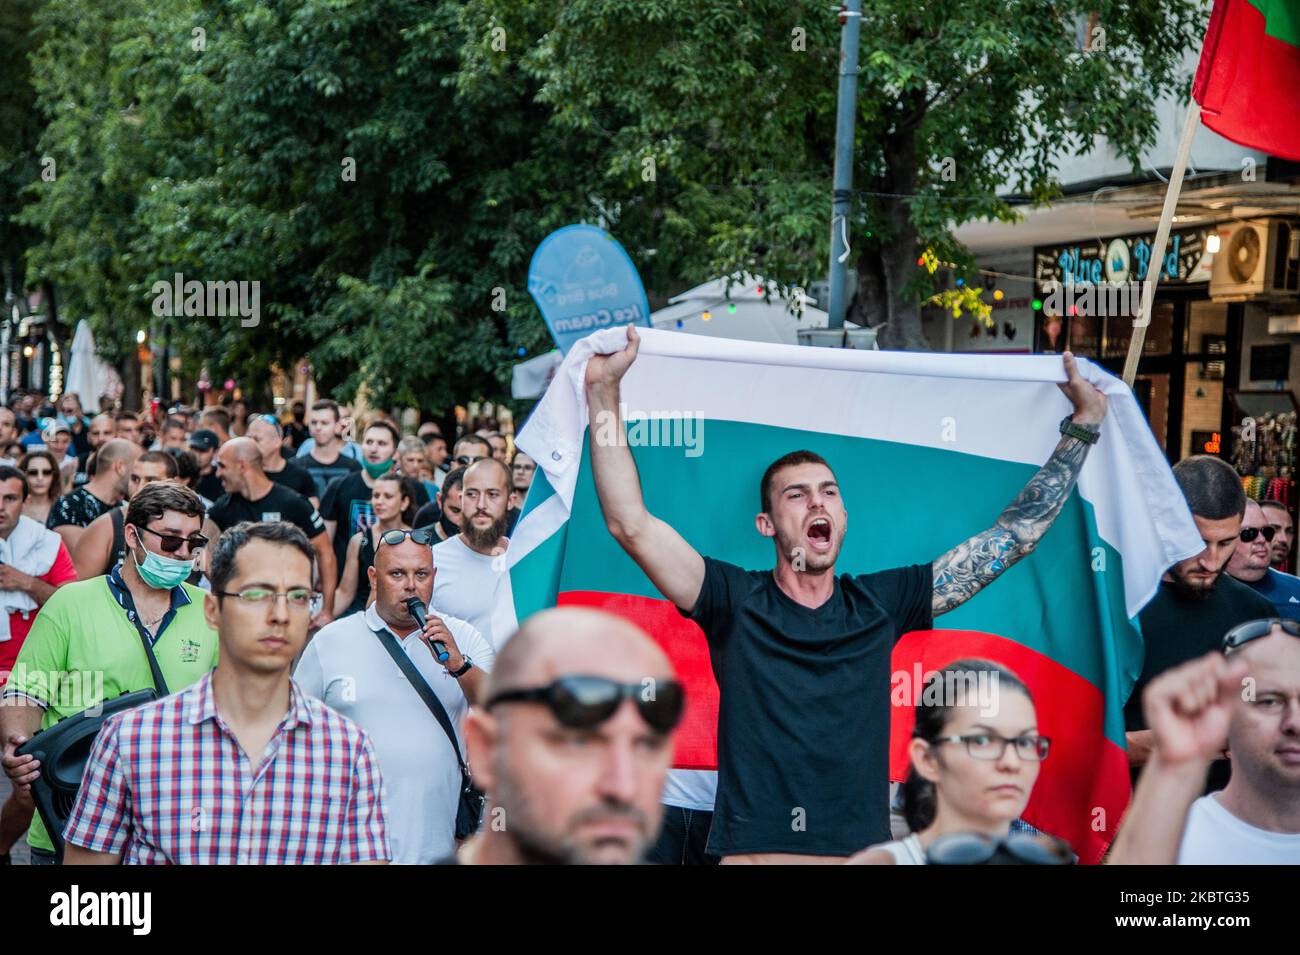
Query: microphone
404 597 449 663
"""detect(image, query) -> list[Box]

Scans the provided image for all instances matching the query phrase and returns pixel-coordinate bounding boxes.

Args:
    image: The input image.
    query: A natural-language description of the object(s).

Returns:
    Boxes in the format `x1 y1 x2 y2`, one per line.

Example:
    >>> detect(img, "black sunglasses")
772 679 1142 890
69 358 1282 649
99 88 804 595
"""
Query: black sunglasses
133 524 208 554
456 454 486 467
376 527 435 547
1240 526 1277 543
926 832 1076 866
1223 616 1300 652
486 675 685 733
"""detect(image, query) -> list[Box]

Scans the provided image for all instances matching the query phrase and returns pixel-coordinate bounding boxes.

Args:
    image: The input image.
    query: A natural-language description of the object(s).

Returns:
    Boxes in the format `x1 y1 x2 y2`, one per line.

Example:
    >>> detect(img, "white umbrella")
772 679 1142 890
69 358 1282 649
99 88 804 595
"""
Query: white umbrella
63 320 113 405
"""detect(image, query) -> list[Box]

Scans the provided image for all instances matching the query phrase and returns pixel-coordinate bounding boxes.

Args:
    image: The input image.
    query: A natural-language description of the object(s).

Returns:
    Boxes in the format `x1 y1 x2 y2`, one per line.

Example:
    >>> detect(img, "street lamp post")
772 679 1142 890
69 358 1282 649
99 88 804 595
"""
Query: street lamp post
827 0 862 330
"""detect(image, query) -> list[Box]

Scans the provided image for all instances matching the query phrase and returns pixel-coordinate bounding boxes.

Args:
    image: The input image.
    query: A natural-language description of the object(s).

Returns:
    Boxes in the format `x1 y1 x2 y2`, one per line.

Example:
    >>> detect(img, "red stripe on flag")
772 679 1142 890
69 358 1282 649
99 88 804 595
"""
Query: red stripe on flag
558 590 720 769
559 592 1129 863
1193 0 1300 161
889 630 1130 864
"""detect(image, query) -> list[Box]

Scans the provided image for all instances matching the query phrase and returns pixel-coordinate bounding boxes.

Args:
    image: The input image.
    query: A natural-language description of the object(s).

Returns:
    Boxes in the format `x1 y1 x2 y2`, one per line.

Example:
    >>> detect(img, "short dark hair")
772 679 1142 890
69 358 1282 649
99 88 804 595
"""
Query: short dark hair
453 434 490 457
364 419 400 447
163 417 187 433
1260 498 1290 515
0 464 28 500
125 481 205 529
311 399 340 421
759 450 833 514
164 447 200 486
441 465 467 496
137 450 180 479
199 407 231 431
1172 455 1246 521
115 411 139 424
208 521 314 594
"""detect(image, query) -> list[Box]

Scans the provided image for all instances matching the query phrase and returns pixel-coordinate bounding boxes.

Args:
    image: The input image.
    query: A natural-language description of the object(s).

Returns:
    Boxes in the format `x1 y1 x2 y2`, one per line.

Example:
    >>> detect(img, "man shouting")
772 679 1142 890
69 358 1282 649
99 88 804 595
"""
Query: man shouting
585 325 1108 863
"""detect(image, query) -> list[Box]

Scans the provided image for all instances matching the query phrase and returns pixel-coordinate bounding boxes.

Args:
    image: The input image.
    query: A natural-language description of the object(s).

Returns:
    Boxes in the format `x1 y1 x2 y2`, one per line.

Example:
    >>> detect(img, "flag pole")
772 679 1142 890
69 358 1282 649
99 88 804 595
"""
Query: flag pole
1122 103 1202 387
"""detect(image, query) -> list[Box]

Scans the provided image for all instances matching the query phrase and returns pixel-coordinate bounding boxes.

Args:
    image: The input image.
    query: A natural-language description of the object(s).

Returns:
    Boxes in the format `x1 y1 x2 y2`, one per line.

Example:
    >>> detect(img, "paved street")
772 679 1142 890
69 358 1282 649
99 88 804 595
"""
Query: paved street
0 772 31 865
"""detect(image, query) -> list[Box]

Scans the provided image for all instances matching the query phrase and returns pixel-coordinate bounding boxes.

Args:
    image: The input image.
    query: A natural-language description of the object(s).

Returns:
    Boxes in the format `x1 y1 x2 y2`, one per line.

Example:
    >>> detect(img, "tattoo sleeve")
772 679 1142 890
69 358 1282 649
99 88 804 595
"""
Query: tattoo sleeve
931 431 1093 615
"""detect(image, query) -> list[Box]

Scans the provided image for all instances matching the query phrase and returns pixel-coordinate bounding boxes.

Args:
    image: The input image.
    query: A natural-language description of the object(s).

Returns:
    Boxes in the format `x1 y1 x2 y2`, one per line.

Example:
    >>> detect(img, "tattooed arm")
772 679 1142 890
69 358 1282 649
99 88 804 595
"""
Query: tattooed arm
932 352 1108 616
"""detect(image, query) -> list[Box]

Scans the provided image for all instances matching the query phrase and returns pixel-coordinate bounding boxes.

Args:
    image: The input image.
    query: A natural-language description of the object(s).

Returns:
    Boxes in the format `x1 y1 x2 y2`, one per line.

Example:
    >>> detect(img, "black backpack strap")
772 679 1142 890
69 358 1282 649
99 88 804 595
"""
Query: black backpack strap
111 507 126 569
372 627 467 774
133 610 170 697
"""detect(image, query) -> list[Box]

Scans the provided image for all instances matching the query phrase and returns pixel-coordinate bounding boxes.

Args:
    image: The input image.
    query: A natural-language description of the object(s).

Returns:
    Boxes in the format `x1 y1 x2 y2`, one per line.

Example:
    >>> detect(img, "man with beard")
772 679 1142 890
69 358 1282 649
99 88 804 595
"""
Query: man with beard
585 325 1107 863
1124 455 1272 789
432 459 510 649
1261 499 1294 572
1227 499 1300 620
455 606 681 865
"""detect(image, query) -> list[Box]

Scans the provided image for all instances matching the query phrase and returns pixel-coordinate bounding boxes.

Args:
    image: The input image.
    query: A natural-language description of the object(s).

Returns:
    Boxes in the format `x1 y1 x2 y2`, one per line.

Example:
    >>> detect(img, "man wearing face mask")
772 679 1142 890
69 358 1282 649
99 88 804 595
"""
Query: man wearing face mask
413 467 467 543
0 482 219 864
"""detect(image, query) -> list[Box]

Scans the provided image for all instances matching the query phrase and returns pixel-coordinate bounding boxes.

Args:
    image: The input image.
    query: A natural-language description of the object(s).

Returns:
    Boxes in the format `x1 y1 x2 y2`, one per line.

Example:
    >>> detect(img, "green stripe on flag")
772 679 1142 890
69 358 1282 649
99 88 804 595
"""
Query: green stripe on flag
1253 0 1300 48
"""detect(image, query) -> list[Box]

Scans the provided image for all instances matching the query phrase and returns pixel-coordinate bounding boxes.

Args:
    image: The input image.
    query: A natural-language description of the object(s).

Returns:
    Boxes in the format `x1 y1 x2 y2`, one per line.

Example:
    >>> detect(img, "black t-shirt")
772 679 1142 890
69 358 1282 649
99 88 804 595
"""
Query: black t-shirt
265 459 318 500
685 556 933 857
46 486 114 529
302 451 361 499
208 483 326 540
321 471 429 566
196 470 224 502
1126 577 1275 733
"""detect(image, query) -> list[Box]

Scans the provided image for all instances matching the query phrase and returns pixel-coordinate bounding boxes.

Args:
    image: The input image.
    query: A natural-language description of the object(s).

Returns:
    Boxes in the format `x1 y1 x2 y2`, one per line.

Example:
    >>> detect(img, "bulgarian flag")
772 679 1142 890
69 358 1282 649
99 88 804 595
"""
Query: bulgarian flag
498 329 1202 864
1194 0 1300 161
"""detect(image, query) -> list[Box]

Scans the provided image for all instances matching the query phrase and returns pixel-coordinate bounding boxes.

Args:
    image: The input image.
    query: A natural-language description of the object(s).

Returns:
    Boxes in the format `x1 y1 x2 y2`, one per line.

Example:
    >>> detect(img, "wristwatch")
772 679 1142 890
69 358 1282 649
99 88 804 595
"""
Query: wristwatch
1059 415 1101 445
449 656 475 678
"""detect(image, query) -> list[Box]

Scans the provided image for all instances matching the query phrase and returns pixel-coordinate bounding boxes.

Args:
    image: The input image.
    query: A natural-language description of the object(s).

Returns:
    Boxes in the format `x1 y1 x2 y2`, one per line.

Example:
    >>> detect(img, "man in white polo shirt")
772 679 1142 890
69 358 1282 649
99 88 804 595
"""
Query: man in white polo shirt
296 530 494 863
431 458 511 649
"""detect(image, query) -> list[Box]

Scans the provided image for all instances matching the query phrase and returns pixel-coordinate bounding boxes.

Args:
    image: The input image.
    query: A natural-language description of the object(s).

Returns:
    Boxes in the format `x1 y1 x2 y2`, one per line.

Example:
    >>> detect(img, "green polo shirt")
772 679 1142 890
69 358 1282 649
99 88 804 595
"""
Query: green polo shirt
4 576 218 852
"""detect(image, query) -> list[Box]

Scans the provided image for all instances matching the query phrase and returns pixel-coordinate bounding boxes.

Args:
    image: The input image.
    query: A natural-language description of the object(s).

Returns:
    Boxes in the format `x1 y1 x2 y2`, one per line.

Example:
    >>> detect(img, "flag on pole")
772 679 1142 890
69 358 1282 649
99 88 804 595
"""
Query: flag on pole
501 329 1202 863
1194 0 1300 161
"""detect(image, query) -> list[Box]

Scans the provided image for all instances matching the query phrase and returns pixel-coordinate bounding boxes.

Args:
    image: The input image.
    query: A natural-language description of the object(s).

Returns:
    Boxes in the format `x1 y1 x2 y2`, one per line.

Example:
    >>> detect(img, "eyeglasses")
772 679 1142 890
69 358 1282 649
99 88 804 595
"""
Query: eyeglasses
215 586 323 615
926 832 1075 866
456 455 486 467
929 733 1051 761
486 675 685 733
133 524 208 554
376 528 436 547
1240 526 1277 543
1223 616 1300 652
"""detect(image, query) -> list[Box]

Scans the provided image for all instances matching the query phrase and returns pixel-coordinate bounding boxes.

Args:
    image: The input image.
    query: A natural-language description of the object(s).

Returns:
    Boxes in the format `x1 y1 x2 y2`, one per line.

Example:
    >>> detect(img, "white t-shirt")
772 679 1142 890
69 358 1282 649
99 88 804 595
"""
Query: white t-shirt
294 603 495 864
1177 793 1300 864
432 535 508 649
662 769 717 812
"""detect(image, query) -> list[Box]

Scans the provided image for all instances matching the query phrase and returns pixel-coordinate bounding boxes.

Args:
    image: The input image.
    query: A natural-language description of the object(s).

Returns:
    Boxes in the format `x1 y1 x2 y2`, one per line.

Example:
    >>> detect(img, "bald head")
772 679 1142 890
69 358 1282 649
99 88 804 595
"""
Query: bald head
485 607 675 700
96 437 141 470
371 535 435 632
226 437 264 470
464 457 510 491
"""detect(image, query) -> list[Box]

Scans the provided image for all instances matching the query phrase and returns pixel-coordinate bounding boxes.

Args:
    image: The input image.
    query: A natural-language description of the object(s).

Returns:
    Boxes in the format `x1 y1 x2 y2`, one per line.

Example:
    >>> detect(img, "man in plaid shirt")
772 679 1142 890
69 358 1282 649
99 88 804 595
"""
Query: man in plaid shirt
63 521 391 865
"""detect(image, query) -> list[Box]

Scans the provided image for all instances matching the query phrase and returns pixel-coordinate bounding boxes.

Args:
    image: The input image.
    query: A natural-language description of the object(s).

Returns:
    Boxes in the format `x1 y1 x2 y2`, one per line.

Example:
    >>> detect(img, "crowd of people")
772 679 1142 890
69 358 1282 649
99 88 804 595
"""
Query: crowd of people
0 339 1296 865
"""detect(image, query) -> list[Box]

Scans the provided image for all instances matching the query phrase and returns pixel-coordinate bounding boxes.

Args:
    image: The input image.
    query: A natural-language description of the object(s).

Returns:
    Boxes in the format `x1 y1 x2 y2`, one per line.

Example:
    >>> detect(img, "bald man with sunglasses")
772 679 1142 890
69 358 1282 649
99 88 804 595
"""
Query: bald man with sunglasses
295 532 494 863
455 607 683 865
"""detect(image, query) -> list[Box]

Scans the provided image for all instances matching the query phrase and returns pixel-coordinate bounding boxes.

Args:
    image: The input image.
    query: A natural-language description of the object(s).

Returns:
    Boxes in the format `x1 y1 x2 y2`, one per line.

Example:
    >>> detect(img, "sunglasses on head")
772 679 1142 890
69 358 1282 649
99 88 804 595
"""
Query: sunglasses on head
926 832 1076 866
1240 526 1277 543
133 524 208 554
1223 616 1300 652
376 527 435 547
486 675 685 733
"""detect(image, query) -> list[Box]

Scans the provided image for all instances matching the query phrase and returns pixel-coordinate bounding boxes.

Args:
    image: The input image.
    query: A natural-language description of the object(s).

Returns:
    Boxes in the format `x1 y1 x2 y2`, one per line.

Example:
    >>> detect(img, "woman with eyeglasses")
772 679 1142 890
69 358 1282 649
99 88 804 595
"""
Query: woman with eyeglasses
334 475 421 617
848 659 1064 865
18 451 61 524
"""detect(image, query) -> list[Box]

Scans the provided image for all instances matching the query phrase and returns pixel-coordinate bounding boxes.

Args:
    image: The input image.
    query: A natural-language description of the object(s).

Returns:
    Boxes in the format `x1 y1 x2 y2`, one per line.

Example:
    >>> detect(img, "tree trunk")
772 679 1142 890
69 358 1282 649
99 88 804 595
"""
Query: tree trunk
874 94 932 351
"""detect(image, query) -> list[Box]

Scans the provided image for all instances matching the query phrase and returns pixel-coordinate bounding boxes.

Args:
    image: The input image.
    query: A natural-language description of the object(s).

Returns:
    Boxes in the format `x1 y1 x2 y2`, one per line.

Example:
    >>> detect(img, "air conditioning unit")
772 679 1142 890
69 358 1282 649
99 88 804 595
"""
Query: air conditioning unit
1210 219 1300 302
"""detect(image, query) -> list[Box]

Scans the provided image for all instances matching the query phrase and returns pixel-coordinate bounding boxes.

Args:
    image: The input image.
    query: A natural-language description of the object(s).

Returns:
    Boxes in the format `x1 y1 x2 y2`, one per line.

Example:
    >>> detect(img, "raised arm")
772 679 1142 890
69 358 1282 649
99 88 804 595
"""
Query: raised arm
585 326 705 612
932 352 1107 615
